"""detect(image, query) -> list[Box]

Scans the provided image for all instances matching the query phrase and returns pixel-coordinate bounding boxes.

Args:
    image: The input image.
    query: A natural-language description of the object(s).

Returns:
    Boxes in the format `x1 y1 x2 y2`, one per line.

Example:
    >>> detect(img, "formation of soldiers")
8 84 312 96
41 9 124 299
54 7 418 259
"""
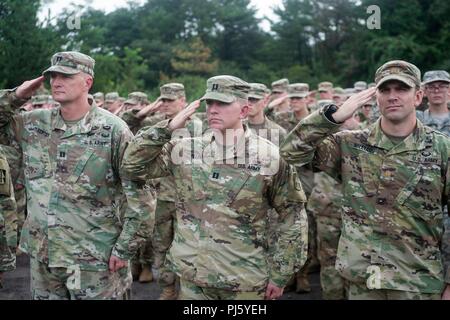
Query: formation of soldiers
0 50 450 300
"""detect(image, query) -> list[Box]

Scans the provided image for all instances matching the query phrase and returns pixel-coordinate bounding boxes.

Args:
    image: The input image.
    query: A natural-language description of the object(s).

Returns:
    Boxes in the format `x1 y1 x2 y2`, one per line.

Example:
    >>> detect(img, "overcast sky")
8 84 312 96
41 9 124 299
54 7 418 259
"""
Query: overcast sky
39 0 283 31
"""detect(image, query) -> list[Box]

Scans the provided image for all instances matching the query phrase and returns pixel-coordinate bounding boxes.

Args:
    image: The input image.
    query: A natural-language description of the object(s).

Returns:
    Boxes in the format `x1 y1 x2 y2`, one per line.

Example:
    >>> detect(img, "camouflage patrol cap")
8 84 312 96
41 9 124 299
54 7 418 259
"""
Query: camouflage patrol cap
422 70 450 85
160 83 185 100
288 83 309 98
105 92 120 102
318 81 333 92
333 87 345 95
344 88 356 96
118 97 126 103
354 81 367 92
201 75 250 103
271 78 289 93
375 60 421 88
125 92 148 105
93 92 104 100
31 95 52 105
43 51 95 78
248 83 269 100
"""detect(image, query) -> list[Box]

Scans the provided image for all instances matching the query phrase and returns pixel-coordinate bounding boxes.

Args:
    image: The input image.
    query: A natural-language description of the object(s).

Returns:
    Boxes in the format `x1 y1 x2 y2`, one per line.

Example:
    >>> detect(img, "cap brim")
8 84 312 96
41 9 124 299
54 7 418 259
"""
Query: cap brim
288 93 308 98
200 92 235 103
42 66 80 76
376 75 415 88
271 90 285 94
124 99 138 105
159 94 177 100
422 79 450 85
248 94 264 100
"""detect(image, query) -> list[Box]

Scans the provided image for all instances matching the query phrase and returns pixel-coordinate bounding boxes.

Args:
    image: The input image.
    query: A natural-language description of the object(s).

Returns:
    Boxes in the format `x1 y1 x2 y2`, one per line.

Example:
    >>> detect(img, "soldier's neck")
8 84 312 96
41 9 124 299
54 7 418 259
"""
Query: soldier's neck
428 103 449 115
214 125 245 146
248 112 265 125
380 114 417 137
294 108 309 120
60 97 91 121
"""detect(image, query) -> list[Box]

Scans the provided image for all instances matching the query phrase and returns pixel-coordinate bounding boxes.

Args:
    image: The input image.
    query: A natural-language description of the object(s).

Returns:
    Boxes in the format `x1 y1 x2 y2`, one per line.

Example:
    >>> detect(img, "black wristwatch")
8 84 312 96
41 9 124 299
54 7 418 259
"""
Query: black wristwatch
323 104 340 124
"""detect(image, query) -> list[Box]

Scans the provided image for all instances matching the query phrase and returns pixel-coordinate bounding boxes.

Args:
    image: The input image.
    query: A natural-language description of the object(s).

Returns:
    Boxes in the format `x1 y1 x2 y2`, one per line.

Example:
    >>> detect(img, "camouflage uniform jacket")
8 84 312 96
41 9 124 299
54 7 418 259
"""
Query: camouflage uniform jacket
281 108 450 293
121 121 308 291
122 110 204 202
245 116 287 145
416 109 450 137
0 90 152 271
272 111 300 133
0 156 17 271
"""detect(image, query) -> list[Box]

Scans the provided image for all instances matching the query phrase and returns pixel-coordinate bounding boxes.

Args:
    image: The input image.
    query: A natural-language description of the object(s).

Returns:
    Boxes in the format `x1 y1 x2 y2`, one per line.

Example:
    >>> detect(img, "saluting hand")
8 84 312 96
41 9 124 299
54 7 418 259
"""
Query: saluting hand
332 87 376 123
168 100 202 131
136 98 163 118
265 282 284 300
16 76 45 99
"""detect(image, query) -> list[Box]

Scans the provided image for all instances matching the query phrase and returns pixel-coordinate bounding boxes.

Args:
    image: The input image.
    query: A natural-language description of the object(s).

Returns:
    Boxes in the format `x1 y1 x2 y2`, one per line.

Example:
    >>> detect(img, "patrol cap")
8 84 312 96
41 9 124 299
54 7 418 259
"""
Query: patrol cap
248 83 270 100
318 81 333 92
105 92 120 102
201 75 250 103
333 87 345 95
375 60 421 88
271 78 289 93
93 92 104 100
344 88 356 96
422 70 450 85
354 81 367 92
160 83 185 100
288 83 309 98
43 51 95 78
125 92 148 105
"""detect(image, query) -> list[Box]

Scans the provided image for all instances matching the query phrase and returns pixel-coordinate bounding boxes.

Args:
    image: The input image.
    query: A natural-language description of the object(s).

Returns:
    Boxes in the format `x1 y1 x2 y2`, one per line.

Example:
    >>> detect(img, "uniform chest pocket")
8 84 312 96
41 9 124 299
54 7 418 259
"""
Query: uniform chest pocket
24 144 51 180
396 161 443 221
66 148 110 194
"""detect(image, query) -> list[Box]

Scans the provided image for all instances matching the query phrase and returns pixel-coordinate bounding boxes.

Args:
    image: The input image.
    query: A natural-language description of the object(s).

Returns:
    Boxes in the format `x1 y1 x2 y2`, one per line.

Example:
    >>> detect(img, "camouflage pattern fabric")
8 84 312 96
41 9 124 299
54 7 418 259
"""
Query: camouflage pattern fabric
416 110 450 137
179 278 265 300
0 156 17 272
347 281 441 300
308 172 346 299
30 258 132 300
121 121 308 291
245 116 287 145
0 90 153 272
153 199 177 288
281 108 450 294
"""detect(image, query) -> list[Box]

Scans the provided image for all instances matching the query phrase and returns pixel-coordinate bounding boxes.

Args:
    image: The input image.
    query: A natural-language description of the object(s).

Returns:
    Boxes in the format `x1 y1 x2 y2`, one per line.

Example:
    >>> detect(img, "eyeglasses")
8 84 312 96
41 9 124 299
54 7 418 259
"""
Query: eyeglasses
425 84 449 91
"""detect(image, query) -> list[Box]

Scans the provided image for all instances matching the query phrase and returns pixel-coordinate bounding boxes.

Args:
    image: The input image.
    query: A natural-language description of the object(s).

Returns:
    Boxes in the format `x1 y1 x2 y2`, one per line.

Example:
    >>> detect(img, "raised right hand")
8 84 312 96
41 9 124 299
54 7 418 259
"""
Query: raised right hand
168 100 201 131
332 87 376 123
15 76 45 99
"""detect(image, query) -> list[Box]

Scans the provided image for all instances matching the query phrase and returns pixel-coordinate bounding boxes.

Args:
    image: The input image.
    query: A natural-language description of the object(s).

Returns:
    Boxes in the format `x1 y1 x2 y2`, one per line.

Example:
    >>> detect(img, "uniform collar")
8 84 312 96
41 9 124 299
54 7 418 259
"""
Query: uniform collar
52 98 98 137
366 117 428 153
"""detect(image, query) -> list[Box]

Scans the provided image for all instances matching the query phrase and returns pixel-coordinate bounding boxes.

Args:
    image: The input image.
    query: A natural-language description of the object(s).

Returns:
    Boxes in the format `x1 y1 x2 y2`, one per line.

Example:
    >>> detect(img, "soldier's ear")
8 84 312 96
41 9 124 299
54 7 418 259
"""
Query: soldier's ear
84 75 93 91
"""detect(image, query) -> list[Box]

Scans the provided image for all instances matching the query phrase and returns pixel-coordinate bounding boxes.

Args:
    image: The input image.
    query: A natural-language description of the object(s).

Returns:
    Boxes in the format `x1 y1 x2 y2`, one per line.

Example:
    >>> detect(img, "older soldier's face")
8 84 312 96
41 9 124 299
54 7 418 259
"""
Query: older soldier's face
50 72 90 104
206 99 248 131
377 80 422 123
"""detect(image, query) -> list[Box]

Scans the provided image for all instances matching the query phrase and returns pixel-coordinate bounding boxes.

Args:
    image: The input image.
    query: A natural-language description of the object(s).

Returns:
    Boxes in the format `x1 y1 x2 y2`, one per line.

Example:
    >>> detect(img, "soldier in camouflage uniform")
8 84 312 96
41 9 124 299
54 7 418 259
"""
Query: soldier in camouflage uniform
93 92 104 109
281 60 450 300
0 51 154 299
122 83 203 298
0 156 17 288
313 81 334 112
246 83 287 144
115 92 148 119
265 79 289 121
416 70 450 274
121 75 308 300
104 92 122 115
